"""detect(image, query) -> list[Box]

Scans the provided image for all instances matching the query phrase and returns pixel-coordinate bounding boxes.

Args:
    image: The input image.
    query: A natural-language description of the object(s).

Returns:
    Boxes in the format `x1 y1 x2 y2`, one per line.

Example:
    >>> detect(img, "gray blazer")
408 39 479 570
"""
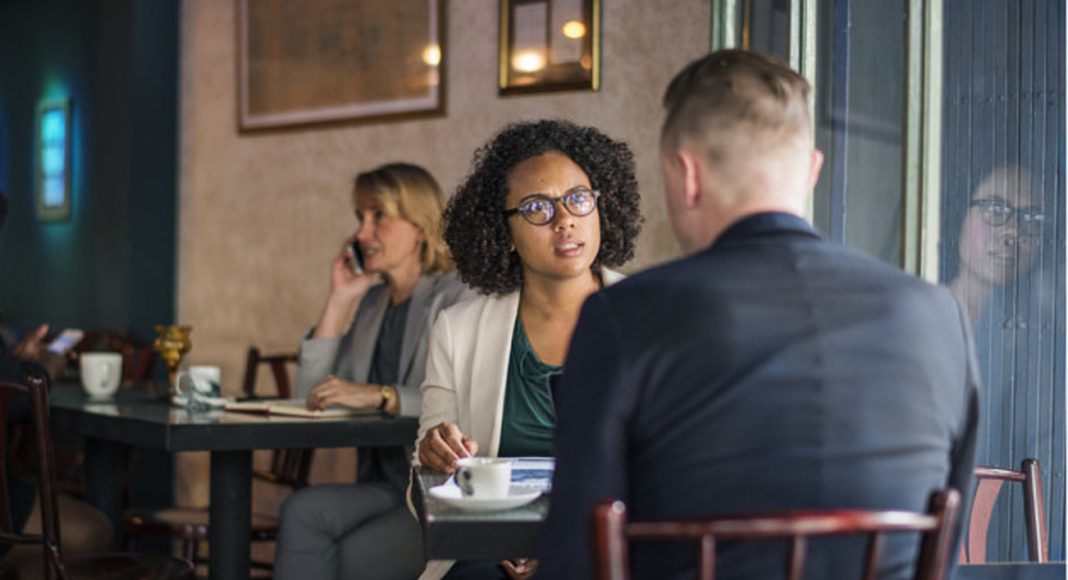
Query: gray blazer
296 271 473 490
296 271 474 418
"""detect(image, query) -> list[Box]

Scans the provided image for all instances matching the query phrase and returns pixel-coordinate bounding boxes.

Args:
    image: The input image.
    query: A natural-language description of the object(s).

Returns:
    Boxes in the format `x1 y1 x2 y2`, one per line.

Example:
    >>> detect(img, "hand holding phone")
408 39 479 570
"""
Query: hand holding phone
47 328 84 355
348 242 365 275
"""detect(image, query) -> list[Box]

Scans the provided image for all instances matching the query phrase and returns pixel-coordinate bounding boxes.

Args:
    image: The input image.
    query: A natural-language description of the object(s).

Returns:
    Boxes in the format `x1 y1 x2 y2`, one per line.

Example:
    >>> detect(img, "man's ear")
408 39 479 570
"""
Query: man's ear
806 148 825 193
677 149 703 210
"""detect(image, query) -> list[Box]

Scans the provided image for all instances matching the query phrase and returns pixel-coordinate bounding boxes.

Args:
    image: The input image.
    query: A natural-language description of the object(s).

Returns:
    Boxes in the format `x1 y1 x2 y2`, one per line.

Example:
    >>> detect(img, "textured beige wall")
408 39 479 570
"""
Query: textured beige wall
177 0 711 513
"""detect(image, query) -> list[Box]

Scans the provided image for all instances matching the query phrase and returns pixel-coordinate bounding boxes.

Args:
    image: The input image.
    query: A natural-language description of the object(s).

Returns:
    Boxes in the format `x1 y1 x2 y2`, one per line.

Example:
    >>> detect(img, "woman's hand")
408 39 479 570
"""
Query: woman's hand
418 421 478 474
306 376 379 411
501 559 537 579
312 237 378 339
328 236 377 302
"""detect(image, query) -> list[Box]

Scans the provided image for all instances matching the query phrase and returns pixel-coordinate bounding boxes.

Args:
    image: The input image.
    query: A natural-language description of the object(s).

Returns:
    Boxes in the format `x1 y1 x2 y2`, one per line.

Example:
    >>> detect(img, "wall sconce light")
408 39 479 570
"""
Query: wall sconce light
36 98 71 222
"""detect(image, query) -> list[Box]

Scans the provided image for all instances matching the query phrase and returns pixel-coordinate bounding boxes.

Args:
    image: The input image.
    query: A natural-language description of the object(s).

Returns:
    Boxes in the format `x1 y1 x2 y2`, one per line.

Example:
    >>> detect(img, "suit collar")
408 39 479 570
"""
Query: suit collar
711 211 820 249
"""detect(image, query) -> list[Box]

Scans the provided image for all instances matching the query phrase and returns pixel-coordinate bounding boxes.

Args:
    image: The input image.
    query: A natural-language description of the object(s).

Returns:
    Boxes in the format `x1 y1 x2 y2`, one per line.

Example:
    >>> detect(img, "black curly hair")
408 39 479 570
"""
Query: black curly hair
444 119 643 295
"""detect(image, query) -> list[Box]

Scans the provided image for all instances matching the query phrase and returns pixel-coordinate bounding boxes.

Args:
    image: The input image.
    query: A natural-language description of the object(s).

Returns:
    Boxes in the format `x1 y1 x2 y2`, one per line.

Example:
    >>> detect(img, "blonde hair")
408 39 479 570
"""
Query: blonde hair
662 50 812 170
353 163 453 274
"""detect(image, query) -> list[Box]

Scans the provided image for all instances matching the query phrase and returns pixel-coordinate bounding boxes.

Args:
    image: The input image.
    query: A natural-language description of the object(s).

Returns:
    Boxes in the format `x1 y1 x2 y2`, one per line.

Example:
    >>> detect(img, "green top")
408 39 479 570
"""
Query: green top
497 315 560 458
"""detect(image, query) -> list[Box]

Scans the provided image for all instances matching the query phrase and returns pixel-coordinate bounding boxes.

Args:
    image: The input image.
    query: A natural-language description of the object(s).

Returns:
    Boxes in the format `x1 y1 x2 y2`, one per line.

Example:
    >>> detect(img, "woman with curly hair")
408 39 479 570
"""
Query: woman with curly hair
414 120 643 580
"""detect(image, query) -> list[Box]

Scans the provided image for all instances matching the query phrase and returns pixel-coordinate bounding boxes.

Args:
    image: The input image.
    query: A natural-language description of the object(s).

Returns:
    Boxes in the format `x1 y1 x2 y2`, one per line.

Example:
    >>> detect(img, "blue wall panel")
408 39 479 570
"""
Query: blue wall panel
0 0 178 342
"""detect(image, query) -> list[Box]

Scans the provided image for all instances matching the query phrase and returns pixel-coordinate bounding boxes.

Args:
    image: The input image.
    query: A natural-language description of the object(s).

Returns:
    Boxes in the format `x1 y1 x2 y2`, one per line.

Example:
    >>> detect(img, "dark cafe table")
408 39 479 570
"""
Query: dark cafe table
412 467 1065 580
48 383 418 580
411 466 548 560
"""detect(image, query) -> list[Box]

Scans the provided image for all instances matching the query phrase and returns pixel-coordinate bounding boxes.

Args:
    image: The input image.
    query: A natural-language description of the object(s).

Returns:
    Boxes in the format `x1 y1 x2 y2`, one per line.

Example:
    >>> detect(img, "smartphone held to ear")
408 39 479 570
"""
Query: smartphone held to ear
348 242 365 274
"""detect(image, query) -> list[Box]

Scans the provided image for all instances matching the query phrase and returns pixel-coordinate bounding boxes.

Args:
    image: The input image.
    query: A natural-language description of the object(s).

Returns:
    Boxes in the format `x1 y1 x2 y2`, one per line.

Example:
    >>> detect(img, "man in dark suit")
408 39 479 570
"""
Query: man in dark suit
537 50 978 580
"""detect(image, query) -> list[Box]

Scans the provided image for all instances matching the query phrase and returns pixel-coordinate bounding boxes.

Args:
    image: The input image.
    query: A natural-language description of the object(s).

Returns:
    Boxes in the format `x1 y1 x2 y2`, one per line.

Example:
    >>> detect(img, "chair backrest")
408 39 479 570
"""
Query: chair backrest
592 489 960 580
72 330 158 387
0 374 68 579
239 347 310 489
241 347 298 399
960 459 1047 563
104 332 159 386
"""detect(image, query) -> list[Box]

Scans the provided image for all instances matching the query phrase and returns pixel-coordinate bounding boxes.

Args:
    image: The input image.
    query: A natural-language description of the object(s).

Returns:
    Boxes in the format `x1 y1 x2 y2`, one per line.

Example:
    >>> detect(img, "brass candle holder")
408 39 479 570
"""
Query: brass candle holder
153 324 192 396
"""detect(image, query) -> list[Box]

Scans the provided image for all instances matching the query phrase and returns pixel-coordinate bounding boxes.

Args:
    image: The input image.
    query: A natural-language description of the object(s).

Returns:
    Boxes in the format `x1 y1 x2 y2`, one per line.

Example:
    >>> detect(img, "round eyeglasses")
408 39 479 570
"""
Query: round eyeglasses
970 198 1045 236
503 188 601 226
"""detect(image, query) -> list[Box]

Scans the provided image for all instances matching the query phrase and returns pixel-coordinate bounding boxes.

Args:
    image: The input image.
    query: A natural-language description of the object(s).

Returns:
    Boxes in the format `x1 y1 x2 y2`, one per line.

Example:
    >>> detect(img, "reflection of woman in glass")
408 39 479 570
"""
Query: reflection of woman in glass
947 166 1043 323
943 165 1047 479
942 168 1055 560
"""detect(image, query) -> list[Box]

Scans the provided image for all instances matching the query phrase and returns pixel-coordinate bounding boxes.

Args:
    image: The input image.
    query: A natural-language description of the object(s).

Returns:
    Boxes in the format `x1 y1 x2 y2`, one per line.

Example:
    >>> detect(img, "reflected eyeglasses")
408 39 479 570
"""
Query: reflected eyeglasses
503 188 601 226
970 198 1045 236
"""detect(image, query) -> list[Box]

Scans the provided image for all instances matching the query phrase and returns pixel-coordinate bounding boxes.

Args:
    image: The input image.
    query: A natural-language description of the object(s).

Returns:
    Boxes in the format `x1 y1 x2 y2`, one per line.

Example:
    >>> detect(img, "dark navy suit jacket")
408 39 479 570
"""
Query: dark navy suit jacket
538 213 979 580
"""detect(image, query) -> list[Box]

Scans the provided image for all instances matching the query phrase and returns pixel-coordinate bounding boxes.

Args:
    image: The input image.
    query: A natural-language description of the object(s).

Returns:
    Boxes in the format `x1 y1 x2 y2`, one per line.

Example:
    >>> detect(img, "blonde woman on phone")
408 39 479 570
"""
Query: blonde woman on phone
275 163 473 580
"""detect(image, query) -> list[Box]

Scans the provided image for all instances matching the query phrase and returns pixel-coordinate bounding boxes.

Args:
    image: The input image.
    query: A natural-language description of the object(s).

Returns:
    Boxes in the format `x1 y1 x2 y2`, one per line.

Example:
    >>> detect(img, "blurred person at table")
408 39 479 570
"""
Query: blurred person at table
538 50 979 580
274 164 473 580
0 193 67 383
414 120 642 580
0 191 112 567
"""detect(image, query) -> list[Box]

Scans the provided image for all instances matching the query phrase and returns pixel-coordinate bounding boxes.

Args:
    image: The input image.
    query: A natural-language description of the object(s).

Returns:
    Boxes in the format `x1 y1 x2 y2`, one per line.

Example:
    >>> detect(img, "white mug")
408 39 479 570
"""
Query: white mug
188 365 221 390
456 457 511 499
80 352 123 399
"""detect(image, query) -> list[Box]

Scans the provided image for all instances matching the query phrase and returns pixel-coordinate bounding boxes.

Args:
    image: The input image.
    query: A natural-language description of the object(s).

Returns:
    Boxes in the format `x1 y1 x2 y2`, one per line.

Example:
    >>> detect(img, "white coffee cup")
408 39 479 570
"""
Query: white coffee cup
80 352 123 399
189 365 221 389
455 457 511 499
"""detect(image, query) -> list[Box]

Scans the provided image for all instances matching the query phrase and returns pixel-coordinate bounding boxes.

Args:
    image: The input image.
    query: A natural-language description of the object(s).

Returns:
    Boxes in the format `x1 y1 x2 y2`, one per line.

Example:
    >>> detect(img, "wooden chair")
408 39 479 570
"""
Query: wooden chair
122 347 309 570
101 332 159 388
241 347 297 400
0 374 193 580
592 489 961 580
959 459 1047 563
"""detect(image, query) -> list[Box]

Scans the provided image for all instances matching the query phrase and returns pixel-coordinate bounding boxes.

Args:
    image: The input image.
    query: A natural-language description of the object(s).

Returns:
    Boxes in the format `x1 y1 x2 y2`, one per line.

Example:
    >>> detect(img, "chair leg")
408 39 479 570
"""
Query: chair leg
183 539 197 562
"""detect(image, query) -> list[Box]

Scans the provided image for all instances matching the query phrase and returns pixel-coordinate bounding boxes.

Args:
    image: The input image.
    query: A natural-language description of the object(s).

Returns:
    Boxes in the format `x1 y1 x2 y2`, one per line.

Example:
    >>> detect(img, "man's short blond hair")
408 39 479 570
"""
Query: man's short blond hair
662 50 812 168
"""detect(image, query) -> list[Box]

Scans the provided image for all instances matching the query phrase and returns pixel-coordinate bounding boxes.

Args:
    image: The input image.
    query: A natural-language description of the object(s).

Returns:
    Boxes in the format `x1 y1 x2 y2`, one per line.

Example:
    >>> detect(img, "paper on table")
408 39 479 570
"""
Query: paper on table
508 457 555 493
224 399 378 419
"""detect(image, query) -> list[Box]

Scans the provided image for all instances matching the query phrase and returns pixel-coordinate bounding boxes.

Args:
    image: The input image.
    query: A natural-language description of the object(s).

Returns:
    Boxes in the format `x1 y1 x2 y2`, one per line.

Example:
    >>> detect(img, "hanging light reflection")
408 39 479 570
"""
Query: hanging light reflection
512 50 546 73
422 44 441 66
561 20 587 39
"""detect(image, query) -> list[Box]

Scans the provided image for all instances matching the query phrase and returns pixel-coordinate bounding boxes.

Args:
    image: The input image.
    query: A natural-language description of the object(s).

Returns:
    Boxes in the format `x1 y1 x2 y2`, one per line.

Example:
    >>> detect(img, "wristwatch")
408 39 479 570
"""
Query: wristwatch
378 386 394 412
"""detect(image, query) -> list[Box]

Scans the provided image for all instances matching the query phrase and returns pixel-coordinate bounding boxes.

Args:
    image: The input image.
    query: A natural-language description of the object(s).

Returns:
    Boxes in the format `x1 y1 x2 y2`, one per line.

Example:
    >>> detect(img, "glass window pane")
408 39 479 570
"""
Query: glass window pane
812 0 906 266
742 0 790 62
940 0 1065 560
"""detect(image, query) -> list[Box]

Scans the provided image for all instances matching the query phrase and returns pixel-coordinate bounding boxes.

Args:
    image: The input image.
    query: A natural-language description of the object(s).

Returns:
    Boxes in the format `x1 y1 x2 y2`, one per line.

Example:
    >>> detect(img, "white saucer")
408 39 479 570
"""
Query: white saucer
428 484 541 512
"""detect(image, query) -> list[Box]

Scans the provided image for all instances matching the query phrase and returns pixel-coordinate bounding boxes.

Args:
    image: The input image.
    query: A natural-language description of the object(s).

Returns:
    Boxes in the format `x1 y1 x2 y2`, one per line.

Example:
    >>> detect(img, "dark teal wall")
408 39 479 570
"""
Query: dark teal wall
0 0 178 341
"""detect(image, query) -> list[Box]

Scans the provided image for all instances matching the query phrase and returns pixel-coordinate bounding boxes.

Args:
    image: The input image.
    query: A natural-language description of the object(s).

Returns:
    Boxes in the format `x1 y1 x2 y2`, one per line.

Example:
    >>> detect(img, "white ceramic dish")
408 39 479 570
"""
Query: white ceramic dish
428 483 541 512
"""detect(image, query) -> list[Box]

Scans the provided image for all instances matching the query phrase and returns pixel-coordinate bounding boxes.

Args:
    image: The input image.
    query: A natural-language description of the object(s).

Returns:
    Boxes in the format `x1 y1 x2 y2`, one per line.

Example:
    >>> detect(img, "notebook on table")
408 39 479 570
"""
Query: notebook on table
224 399 378 419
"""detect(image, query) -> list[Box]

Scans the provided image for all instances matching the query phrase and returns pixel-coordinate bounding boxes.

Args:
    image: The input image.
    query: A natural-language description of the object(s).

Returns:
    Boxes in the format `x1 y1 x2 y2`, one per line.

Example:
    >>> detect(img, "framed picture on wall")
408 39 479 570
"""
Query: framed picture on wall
36 98 71 222
499 0 600 95
238 0 445 130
